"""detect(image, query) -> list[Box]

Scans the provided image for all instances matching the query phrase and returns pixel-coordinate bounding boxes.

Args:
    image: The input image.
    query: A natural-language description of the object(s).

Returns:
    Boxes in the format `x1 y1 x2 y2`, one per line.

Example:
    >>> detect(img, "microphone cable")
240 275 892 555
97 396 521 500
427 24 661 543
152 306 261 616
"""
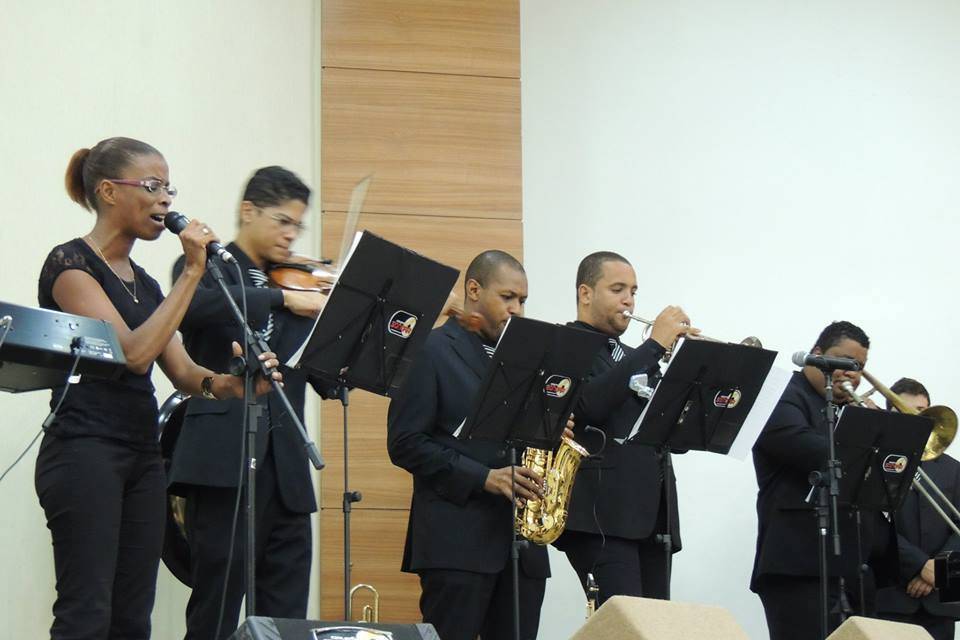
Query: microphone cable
0 340 83 486
213 261 251 640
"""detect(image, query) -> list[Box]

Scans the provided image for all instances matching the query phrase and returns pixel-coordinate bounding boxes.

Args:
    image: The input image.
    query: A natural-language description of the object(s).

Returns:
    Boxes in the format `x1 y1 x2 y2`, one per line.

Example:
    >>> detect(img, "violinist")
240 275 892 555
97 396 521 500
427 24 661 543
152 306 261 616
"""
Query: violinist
167 165 338 639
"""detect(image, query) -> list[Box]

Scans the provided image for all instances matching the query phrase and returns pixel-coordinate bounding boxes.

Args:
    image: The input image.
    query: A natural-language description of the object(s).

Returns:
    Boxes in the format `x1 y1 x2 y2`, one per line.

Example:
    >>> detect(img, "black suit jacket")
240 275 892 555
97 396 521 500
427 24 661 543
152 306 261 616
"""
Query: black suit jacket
556 321 681 548
386 318 550 578
877 454 960 618
167 244 335 514
751 371 897 591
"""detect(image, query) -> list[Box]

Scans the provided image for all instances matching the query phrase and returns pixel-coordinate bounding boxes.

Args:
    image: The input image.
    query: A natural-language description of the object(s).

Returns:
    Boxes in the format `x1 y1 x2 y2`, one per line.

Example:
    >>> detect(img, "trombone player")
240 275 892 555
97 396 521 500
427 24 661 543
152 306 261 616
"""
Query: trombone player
875 378 960 640
750 321 898 640
553 251 694 605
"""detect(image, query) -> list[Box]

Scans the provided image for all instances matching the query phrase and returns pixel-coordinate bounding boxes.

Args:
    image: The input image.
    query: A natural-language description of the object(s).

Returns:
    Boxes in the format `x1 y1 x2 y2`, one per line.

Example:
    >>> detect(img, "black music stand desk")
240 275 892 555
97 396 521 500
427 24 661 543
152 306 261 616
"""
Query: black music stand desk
289 231 458 396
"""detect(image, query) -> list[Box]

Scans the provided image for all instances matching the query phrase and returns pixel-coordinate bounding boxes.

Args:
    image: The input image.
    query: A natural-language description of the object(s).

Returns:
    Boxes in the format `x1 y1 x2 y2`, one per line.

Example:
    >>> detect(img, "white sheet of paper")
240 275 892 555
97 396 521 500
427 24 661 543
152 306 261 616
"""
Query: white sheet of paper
286 231 364 367
726 365 792 460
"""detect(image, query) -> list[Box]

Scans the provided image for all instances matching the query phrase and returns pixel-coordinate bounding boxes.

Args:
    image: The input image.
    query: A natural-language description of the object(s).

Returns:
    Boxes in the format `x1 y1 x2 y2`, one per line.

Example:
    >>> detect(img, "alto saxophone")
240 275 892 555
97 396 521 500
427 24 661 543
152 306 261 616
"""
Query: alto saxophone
515 436 588 544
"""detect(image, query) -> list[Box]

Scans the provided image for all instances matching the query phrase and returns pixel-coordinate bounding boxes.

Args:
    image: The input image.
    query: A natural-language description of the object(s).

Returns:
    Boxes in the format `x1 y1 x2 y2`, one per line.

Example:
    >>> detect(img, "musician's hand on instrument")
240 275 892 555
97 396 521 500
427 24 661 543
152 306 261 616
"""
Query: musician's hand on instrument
862 397 880 410
484 466 544 502
564 414 576 440
650 305 696 350
907 575 933 598
282 290 328 318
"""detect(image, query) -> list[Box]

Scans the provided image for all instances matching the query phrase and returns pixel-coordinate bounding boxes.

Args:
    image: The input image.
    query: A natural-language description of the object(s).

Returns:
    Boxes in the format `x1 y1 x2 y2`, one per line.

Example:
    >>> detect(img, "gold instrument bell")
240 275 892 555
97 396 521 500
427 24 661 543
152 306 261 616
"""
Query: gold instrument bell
859 371 958 461
845 372 960 538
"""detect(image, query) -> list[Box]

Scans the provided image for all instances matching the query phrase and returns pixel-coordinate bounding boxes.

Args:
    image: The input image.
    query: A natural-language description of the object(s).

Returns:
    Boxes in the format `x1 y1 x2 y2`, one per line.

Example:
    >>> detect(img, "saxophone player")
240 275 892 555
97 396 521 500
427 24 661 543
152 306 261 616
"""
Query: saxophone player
387 250 549 640
553 251 693 605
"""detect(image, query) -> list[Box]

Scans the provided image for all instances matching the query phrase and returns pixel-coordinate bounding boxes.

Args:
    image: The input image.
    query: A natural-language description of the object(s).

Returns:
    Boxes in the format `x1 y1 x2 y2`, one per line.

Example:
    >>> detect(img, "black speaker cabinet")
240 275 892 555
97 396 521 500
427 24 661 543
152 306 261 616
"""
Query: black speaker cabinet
227 616 440 640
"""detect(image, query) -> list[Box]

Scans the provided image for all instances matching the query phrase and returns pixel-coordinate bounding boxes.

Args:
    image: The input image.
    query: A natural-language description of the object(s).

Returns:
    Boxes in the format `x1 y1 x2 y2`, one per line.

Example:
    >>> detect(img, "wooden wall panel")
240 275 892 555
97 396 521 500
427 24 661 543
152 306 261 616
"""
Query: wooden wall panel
321 211 523 291
321 68 521 219
318 0 521 624
320 393 410 510
322 0 519 78
319 509 421 622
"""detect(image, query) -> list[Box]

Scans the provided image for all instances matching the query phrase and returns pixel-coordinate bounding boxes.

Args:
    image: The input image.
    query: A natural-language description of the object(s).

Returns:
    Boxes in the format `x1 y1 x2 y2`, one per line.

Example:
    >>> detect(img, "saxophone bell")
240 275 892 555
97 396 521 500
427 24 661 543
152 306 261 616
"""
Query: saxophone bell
515 436 589 545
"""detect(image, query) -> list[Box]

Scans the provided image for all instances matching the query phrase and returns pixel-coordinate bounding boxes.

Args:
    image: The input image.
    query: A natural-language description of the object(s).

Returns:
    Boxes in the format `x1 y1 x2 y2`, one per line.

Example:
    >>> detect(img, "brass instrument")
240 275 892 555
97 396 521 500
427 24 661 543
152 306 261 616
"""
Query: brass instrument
842 375 960 536
621 310 762 361
348 583 380 623
516 436 589 545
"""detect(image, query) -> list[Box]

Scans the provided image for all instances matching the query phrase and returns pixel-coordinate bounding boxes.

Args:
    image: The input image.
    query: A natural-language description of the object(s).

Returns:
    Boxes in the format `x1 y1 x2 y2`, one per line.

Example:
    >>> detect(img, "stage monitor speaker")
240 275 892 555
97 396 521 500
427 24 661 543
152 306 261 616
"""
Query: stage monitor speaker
227 616 440 640
569 595 749 640
826 616 933 640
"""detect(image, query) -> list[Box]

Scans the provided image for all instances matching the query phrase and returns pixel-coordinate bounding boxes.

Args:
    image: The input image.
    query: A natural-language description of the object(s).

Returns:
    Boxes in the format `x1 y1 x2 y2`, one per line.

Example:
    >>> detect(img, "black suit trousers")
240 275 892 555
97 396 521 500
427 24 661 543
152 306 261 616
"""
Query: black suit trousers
34 434 166 640
560 531 669 606
756 575 876 640
182 449 311 640
418 564 546 640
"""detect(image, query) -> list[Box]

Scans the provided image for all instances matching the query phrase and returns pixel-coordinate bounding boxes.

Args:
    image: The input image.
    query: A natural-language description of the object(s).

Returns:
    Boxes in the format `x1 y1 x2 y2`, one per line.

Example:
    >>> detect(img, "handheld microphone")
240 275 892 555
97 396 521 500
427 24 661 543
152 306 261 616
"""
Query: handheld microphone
163 211 236 264
791 351 861 371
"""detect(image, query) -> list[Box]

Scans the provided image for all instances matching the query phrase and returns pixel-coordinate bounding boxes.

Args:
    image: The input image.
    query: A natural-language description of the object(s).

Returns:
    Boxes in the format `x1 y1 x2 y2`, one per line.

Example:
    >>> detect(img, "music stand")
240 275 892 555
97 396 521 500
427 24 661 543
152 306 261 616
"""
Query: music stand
459 317 607 640
627 338 777 597
835 406 931 512
833 405 932 617
289 230 458 617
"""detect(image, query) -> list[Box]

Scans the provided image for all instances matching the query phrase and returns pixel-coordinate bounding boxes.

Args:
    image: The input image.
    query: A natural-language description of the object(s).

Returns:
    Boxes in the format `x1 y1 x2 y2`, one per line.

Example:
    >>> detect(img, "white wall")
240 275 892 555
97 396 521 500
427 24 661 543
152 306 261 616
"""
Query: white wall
0 2 319 638
522 1 960 638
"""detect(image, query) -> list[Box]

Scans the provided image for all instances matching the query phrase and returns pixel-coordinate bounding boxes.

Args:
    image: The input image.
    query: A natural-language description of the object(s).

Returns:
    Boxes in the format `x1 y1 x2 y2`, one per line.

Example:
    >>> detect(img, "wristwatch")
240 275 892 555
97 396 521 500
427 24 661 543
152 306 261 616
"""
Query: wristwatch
200 376 217 400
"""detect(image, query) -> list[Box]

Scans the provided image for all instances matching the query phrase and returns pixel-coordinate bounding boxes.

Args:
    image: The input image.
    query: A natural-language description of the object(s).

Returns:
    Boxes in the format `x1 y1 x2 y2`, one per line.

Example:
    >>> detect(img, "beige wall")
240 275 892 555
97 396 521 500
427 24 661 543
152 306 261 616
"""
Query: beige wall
0 1 319 638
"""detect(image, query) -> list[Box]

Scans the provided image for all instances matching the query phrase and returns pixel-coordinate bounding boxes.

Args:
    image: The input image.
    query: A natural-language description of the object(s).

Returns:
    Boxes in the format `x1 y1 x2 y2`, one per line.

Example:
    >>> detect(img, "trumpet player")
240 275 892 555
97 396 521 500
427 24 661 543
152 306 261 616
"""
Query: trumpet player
553 251 695 605
751 321 898 640
387 250 549 640
876 378 960 640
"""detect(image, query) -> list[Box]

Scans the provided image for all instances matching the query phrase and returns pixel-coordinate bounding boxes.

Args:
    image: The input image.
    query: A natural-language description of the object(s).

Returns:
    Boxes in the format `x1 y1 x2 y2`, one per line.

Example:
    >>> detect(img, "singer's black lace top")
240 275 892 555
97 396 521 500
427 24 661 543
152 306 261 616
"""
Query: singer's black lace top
37 238 165 448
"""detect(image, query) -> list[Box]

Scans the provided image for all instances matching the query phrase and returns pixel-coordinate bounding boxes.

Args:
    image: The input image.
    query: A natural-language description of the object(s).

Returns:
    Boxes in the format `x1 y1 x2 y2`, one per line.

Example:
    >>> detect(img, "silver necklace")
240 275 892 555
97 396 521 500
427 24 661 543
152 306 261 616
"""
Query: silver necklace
86 235 138 303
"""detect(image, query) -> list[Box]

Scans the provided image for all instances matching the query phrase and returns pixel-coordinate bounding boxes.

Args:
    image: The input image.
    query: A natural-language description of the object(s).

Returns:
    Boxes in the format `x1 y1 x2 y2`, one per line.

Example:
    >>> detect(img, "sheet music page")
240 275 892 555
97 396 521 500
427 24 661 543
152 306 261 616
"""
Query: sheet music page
726 365 792 460
286 231 364 367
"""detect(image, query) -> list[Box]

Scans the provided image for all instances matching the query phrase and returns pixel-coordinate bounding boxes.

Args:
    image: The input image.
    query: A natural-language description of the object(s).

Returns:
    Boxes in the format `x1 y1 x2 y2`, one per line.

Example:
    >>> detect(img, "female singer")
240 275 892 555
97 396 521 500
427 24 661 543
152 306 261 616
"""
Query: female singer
36 136 281 639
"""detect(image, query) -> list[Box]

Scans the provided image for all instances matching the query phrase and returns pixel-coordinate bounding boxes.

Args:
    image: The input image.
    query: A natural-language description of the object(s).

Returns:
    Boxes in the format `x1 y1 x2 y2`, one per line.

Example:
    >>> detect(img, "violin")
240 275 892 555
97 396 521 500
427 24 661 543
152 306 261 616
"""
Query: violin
269 255 484 332
267 254 337 293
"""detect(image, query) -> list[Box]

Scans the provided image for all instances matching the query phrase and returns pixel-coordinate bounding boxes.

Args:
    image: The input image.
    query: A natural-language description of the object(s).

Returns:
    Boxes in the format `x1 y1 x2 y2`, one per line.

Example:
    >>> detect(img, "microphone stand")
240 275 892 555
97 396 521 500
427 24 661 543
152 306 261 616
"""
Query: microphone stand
807 368 844 640
206 258 324 618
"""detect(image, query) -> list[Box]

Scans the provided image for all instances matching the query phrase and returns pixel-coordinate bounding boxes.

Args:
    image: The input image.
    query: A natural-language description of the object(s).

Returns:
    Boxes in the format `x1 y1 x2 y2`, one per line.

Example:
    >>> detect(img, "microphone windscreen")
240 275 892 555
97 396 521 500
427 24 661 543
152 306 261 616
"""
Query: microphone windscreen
791 351 808 367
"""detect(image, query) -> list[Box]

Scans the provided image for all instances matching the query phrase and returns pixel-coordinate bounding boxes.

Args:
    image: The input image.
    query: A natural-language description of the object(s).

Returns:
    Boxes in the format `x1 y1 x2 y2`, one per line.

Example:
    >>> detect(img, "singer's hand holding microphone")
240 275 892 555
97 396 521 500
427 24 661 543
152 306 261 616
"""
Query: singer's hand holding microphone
163 211 235 272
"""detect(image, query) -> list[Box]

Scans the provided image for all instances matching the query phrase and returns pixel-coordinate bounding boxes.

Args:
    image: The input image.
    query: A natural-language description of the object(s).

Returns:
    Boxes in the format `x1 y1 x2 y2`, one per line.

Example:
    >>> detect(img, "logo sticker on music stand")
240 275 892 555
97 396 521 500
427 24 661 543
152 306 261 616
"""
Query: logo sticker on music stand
544 375 572 398
882 455 909 474
713 389 742 409
387 311 417 339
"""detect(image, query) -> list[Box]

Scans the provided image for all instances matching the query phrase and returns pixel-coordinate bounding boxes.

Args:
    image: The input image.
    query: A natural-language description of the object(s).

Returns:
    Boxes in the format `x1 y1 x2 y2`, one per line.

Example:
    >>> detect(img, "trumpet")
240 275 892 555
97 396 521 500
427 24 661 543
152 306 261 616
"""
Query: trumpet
621 310 762 360
842 375 960 537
